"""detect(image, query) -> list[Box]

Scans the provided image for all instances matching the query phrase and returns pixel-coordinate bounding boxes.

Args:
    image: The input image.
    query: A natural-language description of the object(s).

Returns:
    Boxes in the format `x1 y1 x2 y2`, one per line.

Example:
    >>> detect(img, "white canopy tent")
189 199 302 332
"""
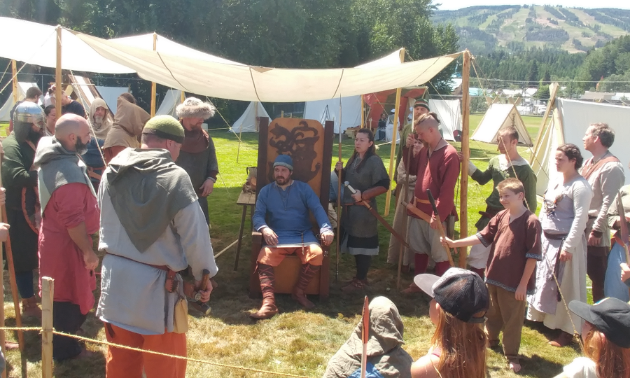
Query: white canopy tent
156 89 183 117
303 96 361 134
0 82 41 122
471 103 533 146
530 98 630 196
231 102 270 133
429 99 462 141
73 31 459 102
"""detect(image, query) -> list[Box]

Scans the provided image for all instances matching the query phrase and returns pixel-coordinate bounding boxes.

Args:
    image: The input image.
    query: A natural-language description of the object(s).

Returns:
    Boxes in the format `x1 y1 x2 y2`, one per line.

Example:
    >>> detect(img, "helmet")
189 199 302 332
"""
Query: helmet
13 101 45 128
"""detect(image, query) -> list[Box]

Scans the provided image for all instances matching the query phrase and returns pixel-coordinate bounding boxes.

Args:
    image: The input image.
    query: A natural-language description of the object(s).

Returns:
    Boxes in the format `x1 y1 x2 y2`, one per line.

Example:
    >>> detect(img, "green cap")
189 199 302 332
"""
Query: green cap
142 115 185 144
413 99 430 110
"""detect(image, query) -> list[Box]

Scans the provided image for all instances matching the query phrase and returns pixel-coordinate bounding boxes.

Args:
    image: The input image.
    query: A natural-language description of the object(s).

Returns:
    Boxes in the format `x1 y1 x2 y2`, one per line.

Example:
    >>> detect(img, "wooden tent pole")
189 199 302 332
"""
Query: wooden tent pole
0 159 5 378
41 277 54 378
180 90 185 104
530 82 559 162
11 60 18 104
55 26 62 121
150 32 157 117
384 48 405 217
360 95 365 129
459 50 471 268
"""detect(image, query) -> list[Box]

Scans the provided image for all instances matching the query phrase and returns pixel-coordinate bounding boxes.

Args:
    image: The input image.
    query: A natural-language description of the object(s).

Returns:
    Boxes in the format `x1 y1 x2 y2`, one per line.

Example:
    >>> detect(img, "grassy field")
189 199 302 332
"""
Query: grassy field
1 115 583 378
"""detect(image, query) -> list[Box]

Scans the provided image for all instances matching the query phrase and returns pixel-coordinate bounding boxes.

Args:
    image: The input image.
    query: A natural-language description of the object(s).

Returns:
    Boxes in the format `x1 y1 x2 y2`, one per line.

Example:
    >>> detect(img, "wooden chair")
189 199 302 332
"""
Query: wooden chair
248 117 334 300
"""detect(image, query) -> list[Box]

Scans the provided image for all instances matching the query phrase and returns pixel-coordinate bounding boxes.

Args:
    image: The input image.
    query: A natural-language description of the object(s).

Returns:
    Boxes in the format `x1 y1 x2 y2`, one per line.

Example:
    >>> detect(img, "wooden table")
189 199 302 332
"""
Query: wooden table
234 190 256 270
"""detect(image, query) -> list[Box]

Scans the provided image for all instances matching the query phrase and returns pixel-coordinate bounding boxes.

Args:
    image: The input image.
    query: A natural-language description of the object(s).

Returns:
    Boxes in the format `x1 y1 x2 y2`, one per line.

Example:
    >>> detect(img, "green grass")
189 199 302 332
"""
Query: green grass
1 116 581 378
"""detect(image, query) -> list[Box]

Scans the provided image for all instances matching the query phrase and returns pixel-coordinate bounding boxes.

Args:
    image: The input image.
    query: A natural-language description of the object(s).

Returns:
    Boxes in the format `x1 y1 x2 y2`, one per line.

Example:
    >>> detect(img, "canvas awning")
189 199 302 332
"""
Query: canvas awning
73 31 460 102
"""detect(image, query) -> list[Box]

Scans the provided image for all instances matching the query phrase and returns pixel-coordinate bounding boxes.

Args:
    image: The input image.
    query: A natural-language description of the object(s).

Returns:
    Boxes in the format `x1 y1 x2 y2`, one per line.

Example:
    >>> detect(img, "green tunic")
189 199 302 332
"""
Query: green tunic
2 133 40 272
341 154 390 255
471 155 537 230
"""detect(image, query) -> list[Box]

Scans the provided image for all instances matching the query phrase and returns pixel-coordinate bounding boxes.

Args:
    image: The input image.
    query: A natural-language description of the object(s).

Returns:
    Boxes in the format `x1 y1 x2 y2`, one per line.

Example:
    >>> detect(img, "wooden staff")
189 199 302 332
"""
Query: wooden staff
11 60 18 104
396 133 414 291
459 50 471 268
0 166 27 378
41 277 54 378
55 26 62 122
384 48 405 217
335 98 343 282
360 95 365 129
150 32 158 117
615 193 630 297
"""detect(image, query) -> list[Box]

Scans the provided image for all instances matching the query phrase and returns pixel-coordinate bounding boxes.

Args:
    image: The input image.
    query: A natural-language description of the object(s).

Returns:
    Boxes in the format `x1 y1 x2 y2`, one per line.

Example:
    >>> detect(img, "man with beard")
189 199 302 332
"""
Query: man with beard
175 97 219 224
1 102 45 318
250 155 334 319
34 114 99 360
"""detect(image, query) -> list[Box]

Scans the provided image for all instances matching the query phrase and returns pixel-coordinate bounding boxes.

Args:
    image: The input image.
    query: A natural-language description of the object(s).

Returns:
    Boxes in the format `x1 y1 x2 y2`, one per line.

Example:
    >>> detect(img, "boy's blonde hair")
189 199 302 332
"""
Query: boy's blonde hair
496 178 524 196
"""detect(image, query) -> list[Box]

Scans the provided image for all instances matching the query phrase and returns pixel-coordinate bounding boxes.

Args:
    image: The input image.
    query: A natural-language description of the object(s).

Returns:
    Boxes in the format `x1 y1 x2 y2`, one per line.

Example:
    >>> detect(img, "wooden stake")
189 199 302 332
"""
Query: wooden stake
11 60 18 104
55 26 62 121
459 50 471 268
41 277 54 378
150 32 158 117
384 50 405 217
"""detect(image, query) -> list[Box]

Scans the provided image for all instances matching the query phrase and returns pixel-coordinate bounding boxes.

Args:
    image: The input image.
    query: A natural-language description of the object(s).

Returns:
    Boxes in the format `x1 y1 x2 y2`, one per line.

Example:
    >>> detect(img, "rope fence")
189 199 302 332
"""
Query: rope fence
0 326 312 378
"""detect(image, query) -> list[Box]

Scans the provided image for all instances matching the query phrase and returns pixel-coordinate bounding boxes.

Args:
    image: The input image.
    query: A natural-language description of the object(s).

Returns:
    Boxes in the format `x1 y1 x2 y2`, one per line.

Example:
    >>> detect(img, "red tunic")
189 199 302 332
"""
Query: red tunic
38 183 100 315
403 139 460 220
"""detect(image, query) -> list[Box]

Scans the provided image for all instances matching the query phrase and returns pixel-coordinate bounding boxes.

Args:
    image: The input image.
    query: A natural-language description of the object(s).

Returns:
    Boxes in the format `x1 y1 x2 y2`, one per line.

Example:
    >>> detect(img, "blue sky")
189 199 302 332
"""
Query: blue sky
437 0 630 10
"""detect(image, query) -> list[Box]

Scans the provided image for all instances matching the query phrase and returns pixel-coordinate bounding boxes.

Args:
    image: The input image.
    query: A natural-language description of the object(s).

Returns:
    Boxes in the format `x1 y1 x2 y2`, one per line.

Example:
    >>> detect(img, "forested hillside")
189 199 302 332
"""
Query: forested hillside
434 5 630 55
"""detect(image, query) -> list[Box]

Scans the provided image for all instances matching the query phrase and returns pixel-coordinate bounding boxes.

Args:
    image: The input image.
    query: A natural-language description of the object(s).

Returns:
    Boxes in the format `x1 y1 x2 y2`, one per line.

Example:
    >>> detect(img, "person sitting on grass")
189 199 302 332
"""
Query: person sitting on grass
554 298 630 378
441 178 542 373
411 267 488 378
323 296 413 378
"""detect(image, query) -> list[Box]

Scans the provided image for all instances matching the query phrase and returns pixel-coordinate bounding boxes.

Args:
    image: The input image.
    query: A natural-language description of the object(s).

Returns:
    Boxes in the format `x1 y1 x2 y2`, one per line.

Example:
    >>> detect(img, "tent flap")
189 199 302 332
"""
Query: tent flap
471 104 533 146
429 99 462 141
232 102 270 133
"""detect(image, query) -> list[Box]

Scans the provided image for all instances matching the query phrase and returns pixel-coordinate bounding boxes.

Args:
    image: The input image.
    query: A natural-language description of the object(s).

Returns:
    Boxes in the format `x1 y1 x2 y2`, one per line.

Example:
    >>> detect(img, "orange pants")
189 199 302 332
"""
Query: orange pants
257 245 323 266
104 323 187 378
103 146 127 164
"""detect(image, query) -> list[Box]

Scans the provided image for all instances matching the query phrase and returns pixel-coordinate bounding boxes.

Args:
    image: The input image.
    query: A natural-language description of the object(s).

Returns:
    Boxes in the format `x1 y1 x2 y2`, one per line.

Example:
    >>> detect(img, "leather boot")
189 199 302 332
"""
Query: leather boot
549 331 574 347
21 296 42 319
250 264 278 319
292 264 320 309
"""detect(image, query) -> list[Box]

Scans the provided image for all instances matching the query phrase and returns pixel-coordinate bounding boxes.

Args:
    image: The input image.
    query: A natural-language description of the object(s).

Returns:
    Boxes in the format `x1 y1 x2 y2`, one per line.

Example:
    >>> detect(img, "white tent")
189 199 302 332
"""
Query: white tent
0 82 40 122
471 103 533 146
530 98 630 196
156 89 183 117
231 102 269 133
95 86 129 114
303 96 361 133
429 99 462 141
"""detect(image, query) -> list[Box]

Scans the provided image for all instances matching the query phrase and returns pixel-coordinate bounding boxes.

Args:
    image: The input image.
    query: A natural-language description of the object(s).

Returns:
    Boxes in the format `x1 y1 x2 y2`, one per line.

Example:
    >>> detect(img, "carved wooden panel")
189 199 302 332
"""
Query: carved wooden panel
264 118 324 197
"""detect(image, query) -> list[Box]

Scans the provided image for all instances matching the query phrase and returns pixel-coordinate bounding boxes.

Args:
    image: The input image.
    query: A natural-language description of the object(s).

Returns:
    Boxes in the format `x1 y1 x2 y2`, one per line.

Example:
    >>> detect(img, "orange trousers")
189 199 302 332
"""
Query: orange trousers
104 323 187 378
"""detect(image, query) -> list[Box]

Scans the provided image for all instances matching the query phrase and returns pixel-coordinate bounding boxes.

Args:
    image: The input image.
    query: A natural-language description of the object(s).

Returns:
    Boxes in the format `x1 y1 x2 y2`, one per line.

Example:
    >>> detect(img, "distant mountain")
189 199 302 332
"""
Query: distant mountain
432 5 630 54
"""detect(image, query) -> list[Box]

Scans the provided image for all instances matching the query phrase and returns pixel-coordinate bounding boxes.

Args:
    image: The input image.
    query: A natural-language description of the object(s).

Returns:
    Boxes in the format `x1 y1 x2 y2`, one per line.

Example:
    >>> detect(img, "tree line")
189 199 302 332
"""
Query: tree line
0 0 459 121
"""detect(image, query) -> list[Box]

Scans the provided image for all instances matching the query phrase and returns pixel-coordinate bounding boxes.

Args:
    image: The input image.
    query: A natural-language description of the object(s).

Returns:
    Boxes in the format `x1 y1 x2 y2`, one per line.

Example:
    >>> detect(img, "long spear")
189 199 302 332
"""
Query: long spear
360 295 369 378
396 129 415 290
335 96 343 282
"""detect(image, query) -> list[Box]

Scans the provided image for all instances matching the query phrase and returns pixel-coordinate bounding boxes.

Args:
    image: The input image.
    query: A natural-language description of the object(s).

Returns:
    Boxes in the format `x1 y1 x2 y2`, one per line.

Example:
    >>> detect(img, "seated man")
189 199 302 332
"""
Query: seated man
251 155 334 319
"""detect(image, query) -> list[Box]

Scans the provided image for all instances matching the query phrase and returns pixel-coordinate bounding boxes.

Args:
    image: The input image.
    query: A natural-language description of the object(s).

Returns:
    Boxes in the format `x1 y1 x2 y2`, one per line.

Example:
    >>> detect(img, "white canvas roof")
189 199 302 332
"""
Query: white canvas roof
303 96 361 133
0 17 133 74
0 82 40 122
74 31 459 102
156 89 183 117
530 98 630 196
95 86 129 114
471 104 533 146
231 102 269 133
429 99 462 141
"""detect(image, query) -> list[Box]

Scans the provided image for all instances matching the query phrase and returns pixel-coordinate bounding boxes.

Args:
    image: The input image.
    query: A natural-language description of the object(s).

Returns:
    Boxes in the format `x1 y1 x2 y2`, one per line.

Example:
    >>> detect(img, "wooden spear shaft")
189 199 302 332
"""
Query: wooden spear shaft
396 133 414 291
11 61 18 104
150 32 157 117
384 48 405 217
459 50 471 268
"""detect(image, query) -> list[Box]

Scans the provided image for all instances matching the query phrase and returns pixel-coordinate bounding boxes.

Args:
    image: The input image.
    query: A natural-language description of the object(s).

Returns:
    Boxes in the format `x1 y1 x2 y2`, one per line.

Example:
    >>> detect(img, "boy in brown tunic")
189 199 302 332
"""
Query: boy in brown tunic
442 178 542 373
